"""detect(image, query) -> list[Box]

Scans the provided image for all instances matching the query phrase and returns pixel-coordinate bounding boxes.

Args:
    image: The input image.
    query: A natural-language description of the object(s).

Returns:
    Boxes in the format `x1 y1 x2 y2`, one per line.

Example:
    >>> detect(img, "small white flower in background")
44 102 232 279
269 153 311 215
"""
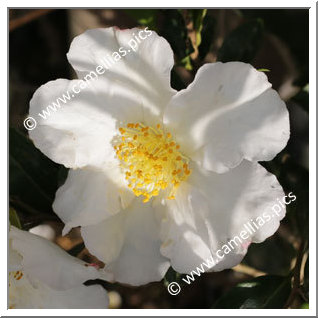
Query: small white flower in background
29 27 290 286
9 226 108 309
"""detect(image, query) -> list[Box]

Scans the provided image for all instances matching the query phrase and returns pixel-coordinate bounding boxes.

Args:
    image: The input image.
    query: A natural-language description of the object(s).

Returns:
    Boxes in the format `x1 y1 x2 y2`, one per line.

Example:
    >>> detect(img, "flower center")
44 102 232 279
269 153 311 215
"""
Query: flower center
113 122 191 203
10 270 24 282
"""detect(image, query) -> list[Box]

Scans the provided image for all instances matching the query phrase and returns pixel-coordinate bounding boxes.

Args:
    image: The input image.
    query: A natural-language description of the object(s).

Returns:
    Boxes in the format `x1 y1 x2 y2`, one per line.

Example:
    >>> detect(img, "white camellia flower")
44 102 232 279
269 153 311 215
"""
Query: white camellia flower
9 226 109 308
28 27 290 286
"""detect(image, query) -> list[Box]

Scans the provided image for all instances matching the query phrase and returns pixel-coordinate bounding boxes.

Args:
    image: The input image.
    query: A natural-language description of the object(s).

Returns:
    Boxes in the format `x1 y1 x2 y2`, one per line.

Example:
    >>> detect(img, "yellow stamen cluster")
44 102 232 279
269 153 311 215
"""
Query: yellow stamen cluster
113 122 191 203
10 271 23 282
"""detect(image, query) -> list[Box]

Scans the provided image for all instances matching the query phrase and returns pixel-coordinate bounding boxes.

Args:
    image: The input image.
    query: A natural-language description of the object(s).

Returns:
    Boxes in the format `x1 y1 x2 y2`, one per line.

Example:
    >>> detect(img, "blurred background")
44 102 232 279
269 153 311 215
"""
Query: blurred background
9 9 309 309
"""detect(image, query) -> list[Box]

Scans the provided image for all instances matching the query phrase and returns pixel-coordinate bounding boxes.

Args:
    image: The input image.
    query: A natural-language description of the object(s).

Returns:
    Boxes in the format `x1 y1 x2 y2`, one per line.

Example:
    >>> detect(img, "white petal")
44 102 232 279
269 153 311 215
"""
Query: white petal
164 62 290 173
41 284 108 309
81 199 170 286
9 249 22 272
53 165 134 234
9 226 101 290
155 183 213 273
29 77 144 169
156 161 286 273
67 27 176 125
29 224 55 241
9 273 108 309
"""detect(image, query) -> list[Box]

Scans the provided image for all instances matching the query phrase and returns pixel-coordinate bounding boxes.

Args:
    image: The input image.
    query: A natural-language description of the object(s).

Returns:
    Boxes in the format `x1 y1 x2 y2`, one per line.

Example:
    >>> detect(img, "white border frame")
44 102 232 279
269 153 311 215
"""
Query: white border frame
3 1 316 316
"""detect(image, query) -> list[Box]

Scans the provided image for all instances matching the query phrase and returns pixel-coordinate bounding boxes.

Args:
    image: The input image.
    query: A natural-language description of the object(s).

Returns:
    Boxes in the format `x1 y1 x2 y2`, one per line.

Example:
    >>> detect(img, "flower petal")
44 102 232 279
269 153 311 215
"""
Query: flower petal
9 248 22 272
81 199 170 286
53 166 134 235
156 161 286 273
155 183 213 274
67 27 175 125
164 62 290 173
10 275 108 309
10 226 101 290
40 284 108 309
29 77 144 169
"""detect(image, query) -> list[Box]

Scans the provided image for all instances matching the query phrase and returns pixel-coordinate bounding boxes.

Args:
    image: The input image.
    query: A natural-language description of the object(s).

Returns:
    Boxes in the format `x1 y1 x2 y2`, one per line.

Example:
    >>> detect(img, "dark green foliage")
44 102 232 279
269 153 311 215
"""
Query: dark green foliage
9 127 61 220
218 19 264 63
125 9 157 30
9 8 309 309
213 275 291 309
160 10 194 59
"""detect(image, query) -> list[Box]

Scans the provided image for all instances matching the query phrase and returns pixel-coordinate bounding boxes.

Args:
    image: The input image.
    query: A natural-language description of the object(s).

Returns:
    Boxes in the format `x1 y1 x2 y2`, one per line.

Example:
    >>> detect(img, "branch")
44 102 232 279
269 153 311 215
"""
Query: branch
232 263 267 277
10 9 54 31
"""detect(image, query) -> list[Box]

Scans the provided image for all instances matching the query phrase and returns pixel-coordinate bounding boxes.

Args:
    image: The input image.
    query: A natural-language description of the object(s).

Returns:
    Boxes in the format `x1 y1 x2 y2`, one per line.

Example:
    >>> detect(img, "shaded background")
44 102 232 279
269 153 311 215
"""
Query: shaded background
9 9 309 309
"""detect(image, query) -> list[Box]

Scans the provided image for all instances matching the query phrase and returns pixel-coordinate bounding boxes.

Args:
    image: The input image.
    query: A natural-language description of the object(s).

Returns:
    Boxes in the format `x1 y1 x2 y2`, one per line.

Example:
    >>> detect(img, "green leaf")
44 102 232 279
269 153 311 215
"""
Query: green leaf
163 267 183 287
291 84 309 113
257 68 270 72
9 128 61 219
189 9 207 47
302 256 309 299
9 207 22 229
125 9 157 30
181 56 192 71
294 189 309 240
243 235 296 276
263 154 309 242
198 14 216 59
213 275 291 309
217 19 264 63
159 9 194 65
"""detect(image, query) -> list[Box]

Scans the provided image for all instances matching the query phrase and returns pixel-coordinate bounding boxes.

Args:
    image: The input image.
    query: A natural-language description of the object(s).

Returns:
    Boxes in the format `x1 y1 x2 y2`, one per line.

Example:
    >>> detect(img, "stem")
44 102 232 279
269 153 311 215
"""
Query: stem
10 9 54 31
284 240 307 308
232 264 267 277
